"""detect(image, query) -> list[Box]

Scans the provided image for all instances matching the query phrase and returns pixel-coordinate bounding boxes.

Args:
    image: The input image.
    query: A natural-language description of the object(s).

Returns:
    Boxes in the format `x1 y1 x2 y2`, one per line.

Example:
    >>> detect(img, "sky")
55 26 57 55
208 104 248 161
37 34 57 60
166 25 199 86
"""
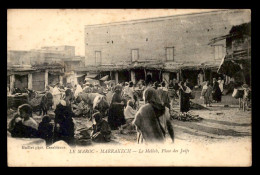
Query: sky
7 9 248 56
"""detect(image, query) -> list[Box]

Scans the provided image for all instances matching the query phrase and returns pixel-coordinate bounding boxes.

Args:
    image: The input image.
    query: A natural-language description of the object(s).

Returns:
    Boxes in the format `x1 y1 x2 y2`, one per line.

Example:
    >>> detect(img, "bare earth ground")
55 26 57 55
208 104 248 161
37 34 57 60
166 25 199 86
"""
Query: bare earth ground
7 93 251 145
7 93 252 166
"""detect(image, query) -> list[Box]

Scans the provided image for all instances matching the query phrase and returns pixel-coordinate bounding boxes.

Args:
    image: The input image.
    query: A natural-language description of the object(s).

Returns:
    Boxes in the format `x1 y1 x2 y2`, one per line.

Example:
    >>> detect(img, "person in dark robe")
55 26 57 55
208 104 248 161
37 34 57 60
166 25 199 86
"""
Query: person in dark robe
38 115 53 145
108 85 126 130
53 102 75 145
185 79 193 90
178 81 191 116
153 81 159 90
157 81 171 109
212 78 222 103
64 88 74 109
9 104 39 138
133 87 174 144
91 112 111 143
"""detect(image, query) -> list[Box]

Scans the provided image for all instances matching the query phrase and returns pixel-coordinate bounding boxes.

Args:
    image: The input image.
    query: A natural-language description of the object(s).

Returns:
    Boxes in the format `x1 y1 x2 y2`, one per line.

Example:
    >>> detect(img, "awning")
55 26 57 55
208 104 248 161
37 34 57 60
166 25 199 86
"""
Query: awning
48 70 64 76
104 80 116 84
85 77 93 81
85 73 98 79
75 74 86 78
100 75 109 81
8 71 31 76
217 56 241 77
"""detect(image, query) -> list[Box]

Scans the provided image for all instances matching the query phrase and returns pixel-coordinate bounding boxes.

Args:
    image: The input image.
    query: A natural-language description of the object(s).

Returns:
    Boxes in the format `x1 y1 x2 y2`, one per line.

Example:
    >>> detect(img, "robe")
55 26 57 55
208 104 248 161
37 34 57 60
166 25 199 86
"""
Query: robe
133 104 165 144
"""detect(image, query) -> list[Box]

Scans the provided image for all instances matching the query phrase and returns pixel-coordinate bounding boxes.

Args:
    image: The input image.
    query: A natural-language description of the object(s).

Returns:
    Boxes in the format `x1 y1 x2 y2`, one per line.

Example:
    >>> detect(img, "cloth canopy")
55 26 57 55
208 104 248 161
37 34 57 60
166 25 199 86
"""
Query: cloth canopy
75 74 86 78
100 75 109 81
48 70 64 76
85 73 98 79
85 77 94 81
217 56 241 77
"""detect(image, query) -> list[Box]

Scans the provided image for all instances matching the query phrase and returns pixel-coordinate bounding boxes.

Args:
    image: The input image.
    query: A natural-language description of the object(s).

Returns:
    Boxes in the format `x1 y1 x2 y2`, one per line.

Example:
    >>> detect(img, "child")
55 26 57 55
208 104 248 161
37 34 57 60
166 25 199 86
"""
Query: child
201 81 212 107
120 100 137 134
91 112 111 143
38 115 54 145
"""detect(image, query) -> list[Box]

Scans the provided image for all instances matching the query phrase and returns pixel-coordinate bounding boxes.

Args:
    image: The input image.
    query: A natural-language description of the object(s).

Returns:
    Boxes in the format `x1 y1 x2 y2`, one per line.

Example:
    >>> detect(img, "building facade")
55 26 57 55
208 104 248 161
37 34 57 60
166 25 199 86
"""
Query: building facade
7 46 84 92
84 9 250 86
215 22 251 85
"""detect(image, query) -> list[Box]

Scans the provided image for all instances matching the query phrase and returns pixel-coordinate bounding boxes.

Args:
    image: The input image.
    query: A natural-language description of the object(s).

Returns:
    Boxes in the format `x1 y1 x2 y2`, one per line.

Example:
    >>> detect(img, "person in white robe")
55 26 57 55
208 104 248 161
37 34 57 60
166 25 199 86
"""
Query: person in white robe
52 84 62 110
74 84 83 98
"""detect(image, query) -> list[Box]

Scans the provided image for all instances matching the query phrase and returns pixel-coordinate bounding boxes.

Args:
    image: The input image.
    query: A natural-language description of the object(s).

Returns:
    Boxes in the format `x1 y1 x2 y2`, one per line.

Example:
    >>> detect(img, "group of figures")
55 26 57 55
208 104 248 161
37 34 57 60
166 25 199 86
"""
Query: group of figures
7 75 251 145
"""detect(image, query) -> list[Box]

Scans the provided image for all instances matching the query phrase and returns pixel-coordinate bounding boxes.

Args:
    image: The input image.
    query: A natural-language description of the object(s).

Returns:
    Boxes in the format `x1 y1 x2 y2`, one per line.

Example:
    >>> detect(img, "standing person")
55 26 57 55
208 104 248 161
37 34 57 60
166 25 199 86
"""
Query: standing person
168 80 175 110
108 85 126 130
201 81 213 107
218 77 224 94
83 82 91 93
153 81 159 90
178 81 191 116
64 88 74 109
172 78 179 99
52 83 62 110
133 87 174 144
197 71 204 87
185 79 192 90
212 78 222 103
74 84 83 98
157 81 171 109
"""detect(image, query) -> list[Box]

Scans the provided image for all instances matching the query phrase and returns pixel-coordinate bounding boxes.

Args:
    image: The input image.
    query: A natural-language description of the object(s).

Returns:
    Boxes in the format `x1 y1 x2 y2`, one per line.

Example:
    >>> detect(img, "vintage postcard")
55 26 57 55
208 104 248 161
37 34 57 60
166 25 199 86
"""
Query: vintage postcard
7 9 251 167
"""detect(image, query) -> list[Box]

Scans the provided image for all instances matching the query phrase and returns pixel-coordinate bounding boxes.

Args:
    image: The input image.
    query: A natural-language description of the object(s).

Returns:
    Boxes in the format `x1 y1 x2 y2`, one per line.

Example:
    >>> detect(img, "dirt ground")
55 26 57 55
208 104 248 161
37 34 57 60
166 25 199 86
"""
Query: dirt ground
7 93 251 146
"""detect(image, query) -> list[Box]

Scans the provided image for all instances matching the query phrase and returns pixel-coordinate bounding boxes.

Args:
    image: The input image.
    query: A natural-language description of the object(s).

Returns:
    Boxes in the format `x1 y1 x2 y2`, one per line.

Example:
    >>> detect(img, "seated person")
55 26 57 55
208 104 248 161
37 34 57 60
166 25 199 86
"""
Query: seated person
72 96 88 117
121 100 137 133
9 104 39 138
91 112 111 143
8 113 22 135
38 115 53 145
53 101 75 145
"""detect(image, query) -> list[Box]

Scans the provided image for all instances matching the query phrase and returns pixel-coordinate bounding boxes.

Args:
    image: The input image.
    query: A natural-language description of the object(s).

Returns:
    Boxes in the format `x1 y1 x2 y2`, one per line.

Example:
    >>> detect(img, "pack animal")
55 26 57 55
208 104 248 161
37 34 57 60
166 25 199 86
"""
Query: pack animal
233 88 251 111
77 92 109 118
26 89 53 116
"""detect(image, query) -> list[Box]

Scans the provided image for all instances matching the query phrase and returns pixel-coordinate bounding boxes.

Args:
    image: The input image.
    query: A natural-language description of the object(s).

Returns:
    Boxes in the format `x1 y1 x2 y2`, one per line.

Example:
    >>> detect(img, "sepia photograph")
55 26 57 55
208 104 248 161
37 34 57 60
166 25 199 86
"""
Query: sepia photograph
7 9 251 167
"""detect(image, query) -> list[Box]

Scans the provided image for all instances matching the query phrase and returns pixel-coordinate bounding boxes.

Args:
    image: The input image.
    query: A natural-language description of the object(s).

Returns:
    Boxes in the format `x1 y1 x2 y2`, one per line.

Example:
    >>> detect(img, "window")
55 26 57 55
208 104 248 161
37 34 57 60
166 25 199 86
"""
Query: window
95 51 101 65
166 47 174 61
214 45 224 60
131 49 139 62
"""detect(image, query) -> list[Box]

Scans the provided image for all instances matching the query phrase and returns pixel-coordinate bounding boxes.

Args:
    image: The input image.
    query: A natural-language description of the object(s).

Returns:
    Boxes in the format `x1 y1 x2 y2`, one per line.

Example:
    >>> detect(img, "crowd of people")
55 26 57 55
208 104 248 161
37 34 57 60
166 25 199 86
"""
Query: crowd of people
8 75 250 145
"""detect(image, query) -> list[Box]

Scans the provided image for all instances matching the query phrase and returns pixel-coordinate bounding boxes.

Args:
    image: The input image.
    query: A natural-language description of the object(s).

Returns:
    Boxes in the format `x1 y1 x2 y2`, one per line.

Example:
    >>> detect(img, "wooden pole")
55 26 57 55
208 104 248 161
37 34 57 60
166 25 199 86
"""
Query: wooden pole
209 69 212 84
28 73 32 89
239 64 246 84
177 71 180 82
45 70 48 89
144 68 147 81
180 69 182 82
115 71 119 84
202 68 206 81
59 75 63 86
110 71 112 80
131 70 136 84
10 74 15 93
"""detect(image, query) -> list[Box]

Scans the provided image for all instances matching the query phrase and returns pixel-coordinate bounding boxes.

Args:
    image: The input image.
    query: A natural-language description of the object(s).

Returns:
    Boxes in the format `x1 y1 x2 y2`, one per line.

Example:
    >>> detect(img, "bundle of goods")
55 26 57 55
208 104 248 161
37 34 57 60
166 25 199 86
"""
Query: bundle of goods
75 128 92 146
170 109 203 122
232 88 244 99
190 101 209 110
7 93 28 109
28 96 43 107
